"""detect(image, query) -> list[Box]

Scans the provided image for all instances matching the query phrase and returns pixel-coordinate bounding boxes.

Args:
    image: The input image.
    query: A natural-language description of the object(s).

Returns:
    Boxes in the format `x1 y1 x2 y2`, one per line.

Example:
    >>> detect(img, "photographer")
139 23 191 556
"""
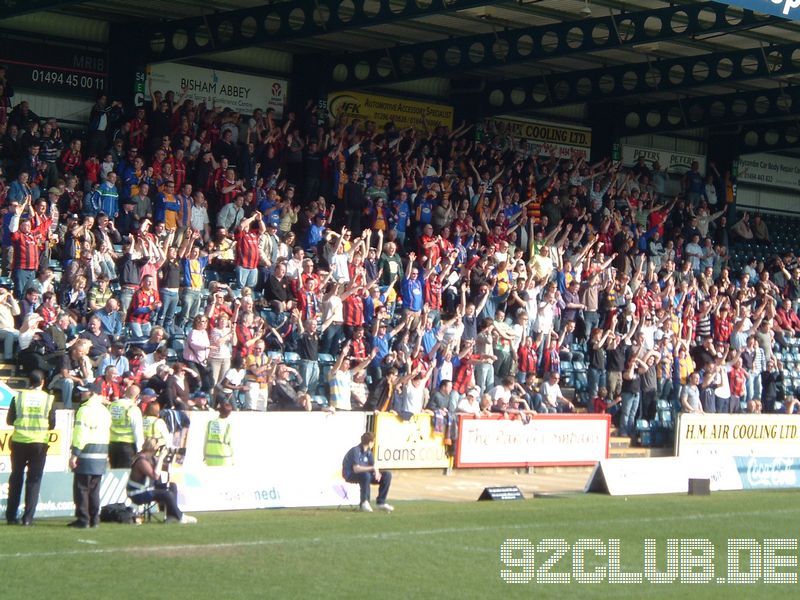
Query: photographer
127 437 196 524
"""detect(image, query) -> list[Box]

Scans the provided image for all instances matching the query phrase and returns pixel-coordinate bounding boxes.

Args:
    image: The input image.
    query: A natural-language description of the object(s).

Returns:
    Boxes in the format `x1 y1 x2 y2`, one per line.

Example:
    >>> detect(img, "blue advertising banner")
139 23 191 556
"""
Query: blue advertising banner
725 1 800 20
733 456 800 489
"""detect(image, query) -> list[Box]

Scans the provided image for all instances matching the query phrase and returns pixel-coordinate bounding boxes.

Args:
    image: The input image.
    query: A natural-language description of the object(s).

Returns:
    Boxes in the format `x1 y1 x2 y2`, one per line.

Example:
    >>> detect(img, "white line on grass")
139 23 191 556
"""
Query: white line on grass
4 507 799 560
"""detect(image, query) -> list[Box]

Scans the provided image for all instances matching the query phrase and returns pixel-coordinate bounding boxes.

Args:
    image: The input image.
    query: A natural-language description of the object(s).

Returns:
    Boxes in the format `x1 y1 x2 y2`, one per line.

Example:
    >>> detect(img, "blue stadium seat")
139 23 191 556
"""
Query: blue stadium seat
283 352 301 366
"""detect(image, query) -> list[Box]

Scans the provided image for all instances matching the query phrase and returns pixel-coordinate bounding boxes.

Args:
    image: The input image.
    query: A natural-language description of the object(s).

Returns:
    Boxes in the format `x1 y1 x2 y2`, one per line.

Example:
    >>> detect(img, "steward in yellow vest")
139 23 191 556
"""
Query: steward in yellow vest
108 391 144 469
204 399 233 467
5 370 54 526
68 384 111 529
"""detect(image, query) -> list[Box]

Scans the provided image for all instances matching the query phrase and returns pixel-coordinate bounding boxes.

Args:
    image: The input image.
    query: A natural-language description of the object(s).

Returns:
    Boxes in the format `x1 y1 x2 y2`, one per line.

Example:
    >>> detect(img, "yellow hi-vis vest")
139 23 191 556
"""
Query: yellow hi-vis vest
71 396 111 474
204 418 233 466
11 389 53 444
142 415 168 447
109 399 137 444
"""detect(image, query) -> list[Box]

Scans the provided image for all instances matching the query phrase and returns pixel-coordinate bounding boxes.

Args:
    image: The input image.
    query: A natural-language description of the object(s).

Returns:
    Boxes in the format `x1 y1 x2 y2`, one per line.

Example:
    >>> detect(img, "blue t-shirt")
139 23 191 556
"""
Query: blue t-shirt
342 444 373 480
394 201 410 233
401 278 423 312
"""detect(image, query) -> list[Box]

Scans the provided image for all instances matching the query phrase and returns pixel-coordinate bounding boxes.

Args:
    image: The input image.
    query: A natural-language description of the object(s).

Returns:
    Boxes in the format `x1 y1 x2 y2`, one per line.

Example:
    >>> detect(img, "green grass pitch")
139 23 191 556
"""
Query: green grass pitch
3 491 800 599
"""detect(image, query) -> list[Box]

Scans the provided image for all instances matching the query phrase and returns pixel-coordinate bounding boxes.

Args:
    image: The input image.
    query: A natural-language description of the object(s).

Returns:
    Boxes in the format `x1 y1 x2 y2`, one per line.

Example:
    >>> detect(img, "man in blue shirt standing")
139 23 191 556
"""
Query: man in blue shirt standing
342 432 393 512
401 251 423 316
99 172 119 219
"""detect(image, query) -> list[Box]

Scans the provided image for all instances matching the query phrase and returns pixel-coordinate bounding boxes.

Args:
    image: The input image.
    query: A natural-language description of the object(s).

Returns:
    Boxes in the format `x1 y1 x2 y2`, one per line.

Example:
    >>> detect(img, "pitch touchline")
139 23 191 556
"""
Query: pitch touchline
3 508 799 559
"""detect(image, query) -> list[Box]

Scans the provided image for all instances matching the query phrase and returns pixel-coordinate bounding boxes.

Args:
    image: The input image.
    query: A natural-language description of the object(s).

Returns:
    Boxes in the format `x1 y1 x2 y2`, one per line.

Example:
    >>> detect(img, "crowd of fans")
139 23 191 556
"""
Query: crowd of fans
1 67 800 440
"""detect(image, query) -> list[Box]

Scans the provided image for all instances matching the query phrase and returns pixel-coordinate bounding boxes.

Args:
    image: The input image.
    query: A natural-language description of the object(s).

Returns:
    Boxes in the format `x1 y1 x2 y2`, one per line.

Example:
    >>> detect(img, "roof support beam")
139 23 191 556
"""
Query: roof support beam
461 39 800 120
144 0 495 64
740 119 800 154
614 86 800 136
0 0 85 19
326 2 778 89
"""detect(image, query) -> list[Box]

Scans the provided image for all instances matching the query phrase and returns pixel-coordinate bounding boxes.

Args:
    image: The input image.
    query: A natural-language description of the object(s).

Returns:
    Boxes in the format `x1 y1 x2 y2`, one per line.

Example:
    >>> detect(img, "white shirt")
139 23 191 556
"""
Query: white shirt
323 295 343 323
541 381 563 407
456 397 481 416
191 205 209 232
489 385 512 403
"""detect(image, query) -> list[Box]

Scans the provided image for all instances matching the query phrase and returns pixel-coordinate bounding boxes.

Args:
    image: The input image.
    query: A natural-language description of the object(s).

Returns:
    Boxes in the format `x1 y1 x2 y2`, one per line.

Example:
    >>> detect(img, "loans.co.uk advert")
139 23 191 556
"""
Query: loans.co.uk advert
500 538 800 585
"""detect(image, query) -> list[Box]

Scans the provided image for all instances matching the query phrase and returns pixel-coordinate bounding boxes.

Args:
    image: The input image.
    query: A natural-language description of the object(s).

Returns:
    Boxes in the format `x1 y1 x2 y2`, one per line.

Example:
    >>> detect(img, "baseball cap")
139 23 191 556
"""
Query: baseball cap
48 187 60 196
141 388 157 397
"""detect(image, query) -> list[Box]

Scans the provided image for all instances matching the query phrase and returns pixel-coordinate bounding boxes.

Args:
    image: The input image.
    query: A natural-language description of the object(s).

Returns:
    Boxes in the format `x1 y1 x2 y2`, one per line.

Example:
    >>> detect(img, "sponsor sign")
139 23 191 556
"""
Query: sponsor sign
0 409 73 473
373 412 449 469
455 414 610 468
585 455 800 495
676 414 800 458
585 456 739 496
734 456 800 489
0 38 108 98
178 411 366 510
737 152 800 191
724 1 800 20
327 90 453 130
484 116 592 160
0 469 129 518
621 145 706 176
146 62 287 117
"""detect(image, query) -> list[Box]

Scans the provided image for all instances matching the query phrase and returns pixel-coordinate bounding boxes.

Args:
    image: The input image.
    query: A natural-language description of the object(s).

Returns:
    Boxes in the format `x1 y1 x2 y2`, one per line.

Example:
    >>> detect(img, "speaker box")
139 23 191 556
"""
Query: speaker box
688 478 710 495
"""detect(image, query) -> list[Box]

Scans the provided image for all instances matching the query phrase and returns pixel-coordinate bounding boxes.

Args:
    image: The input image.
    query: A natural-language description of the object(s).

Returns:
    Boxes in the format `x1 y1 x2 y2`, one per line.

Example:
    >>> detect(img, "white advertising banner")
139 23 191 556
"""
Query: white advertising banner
177 412 367 511
0 409 73 473
676 414 800 458
584 456 739 496
621 145 706 176
455 415 610 468
737 152 800 191
484 116 592 160
146 62 287 117
585 455 800 496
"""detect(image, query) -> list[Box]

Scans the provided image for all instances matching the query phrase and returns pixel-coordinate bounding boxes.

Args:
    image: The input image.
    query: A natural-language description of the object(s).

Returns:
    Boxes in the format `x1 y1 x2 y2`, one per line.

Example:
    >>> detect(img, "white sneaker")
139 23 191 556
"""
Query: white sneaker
360 501 373 512
180 515 197 524
376 503 394 512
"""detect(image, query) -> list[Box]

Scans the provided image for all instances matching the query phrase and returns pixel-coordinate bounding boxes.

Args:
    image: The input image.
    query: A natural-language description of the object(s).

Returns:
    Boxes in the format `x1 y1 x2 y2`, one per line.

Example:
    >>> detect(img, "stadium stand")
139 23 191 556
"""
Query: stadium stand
2 0 800 460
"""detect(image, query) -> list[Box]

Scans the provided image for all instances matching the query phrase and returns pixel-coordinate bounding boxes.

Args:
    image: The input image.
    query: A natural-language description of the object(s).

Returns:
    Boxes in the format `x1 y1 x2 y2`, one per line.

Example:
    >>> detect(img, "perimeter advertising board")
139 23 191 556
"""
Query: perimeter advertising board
373 412 450 469
483 116 592 160
0 409 73 473
621 145 707 176
676 414 800 458
147 62 287 117
455 414 610 468
586 455 800 495
327 90 454 130
737 153 800 191
177 411 367 510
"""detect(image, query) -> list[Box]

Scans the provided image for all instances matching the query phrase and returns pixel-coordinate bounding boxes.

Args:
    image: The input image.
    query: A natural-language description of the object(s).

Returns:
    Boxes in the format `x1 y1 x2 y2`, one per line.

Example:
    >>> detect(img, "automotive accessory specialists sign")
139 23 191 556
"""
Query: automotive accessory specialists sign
327 90 454 130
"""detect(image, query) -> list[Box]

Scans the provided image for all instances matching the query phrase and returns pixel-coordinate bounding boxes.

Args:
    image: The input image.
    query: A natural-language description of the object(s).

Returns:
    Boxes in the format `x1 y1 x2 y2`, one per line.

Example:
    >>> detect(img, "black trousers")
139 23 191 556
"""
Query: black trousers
5 441 48 524
108 442 137 469
347 470 392 505
73 474 102 526
130 482 183 520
